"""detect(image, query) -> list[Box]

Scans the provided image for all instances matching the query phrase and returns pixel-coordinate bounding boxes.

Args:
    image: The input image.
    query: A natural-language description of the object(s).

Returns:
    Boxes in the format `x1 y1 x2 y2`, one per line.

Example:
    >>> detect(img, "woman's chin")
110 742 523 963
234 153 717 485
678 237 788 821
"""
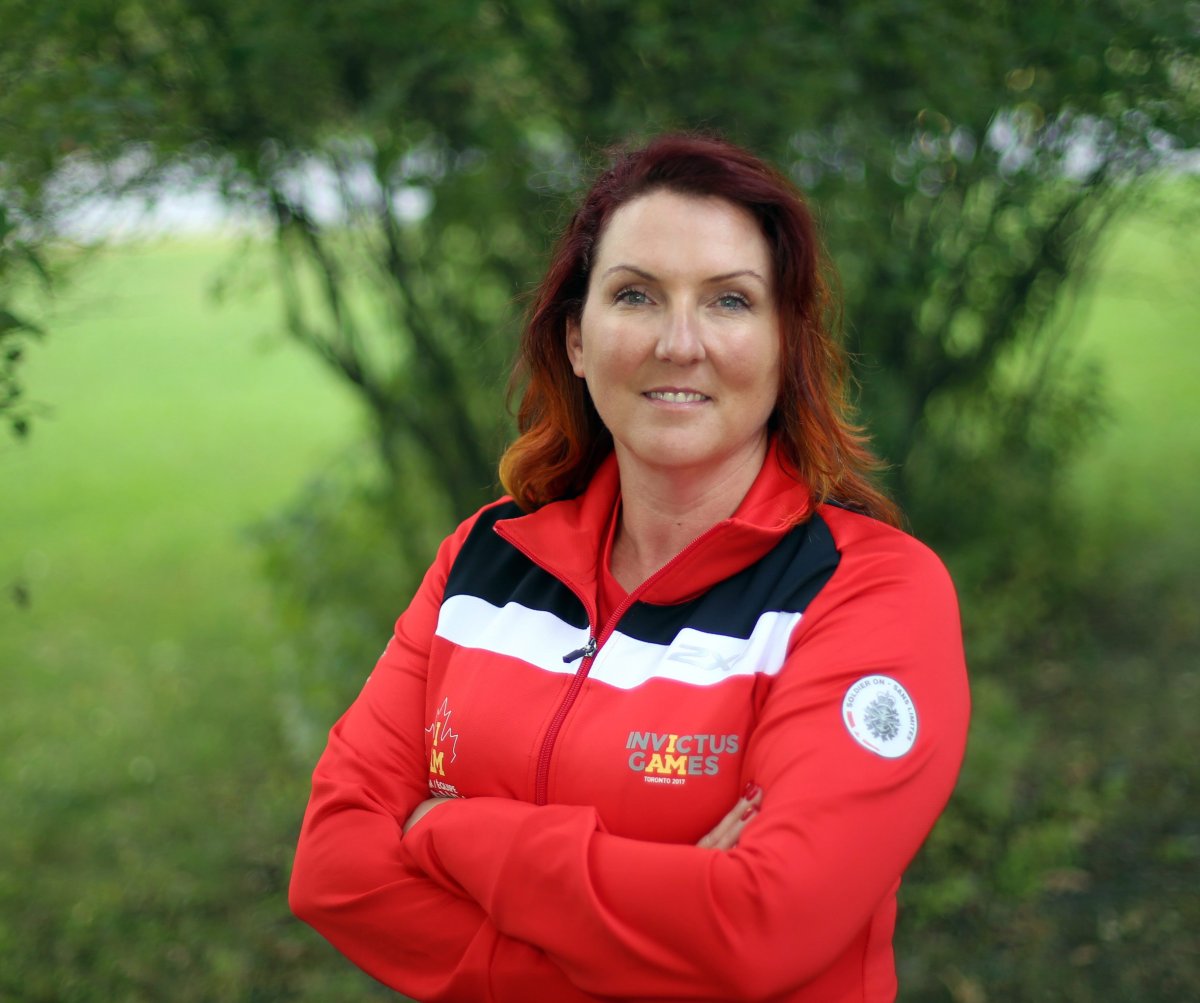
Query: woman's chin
612 431 768 483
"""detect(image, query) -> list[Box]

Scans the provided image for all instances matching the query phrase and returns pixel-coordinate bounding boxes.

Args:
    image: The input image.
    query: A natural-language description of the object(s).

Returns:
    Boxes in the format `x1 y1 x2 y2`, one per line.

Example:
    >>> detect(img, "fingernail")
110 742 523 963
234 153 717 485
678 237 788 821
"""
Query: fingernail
742 781 760 801
740 805 757 822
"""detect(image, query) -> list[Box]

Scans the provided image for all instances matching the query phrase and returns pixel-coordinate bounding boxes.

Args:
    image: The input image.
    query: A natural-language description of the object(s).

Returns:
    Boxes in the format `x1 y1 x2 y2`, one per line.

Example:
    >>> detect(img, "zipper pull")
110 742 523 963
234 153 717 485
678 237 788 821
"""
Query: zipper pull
562 636 597 664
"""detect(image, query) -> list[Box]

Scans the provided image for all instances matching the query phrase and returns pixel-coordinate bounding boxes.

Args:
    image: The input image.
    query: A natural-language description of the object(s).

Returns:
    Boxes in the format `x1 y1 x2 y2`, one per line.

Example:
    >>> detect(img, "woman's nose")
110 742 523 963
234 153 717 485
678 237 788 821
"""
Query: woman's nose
655 307 706 364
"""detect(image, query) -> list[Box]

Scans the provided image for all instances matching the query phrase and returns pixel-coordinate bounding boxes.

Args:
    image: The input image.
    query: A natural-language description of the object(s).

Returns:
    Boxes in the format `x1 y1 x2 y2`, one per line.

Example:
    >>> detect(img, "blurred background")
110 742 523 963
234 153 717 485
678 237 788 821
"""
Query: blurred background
1 2 1197 1000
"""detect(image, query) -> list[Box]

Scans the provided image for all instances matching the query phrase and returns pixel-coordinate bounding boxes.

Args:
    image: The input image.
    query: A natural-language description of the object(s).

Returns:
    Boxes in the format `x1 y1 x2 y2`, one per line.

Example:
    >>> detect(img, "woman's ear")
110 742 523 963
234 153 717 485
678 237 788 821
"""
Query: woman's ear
566 318 586 378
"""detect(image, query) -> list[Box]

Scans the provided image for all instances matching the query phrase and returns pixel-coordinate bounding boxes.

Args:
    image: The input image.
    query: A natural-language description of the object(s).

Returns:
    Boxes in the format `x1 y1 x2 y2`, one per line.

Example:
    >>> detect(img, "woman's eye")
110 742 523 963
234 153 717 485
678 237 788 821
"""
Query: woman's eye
715 293 750 311
615 287 650 306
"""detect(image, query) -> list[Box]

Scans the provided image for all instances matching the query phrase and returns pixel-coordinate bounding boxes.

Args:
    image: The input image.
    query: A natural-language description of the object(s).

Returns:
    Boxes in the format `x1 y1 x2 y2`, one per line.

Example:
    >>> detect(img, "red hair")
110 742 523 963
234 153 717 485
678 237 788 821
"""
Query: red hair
499 133 899 527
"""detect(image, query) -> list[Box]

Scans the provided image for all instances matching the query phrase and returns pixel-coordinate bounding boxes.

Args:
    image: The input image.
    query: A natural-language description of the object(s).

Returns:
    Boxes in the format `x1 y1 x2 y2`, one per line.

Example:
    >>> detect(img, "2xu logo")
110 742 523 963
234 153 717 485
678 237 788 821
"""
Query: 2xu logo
842 675 918 758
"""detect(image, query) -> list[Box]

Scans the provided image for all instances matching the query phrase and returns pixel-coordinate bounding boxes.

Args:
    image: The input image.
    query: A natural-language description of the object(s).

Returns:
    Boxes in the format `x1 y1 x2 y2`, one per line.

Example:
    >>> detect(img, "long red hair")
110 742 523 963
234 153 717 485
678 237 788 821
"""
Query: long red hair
499 133 900 527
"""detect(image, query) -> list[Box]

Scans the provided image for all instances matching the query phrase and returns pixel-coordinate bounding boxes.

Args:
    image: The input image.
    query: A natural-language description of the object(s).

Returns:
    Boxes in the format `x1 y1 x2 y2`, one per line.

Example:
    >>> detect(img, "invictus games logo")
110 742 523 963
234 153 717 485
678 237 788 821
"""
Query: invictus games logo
842 675 918 758
626 731 740 786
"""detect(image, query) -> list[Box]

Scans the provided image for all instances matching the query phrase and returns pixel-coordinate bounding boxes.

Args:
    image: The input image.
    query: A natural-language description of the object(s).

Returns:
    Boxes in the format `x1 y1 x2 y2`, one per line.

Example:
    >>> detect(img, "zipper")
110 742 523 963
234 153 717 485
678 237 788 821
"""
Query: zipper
505 519 732 806
562 637 597 664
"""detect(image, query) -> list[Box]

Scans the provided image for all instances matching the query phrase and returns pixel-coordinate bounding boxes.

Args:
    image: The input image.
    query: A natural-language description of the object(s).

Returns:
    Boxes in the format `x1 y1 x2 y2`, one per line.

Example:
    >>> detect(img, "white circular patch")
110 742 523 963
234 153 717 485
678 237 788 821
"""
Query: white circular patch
842 675 918 758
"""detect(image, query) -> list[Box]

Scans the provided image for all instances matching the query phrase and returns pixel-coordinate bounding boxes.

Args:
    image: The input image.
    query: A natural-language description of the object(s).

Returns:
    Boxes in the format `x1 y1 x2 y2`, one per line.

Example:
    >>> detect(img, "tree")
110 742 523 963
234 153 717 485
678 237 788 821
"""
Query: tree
5 0 1195 522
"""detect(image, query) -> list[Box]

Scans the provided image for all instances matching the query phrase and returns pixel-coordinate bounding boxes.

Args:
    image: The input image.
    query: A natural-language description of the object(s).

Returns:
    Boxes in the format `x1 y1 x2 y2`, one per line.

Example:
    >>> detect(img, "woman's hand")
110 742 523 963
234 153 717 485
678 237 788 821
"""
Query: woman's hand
696 782 762 851
403 797 453 834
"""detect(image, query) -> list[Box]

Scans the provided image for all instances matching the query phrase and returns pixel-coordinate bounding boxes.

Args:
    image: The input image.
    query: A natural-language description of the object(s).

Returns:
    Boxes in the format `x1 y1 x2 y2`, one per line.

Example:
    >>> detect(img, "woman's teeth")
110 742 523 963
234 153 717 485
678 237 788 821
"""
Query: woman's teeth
647 391 706 403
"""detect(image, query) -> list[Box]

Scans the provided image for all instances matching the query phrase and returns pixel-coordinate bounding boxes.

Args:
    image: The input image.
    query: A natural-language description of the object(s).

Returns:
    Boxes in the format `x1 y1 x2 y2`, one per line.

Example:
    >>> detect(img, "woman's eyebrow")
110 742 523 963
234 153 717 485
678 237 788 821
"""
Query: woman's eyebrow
600 263 656 281
707 269 769 287
600 264 768 286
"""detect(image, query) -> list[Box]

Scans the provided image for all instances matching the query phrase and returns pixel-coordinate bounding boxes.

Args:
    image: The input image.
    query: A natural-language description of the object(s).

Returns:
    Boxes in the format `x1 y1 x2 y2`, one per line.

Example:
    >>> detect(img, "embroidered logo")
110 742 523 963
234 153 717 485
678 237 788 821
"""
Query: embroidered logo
425 698 462 796
842 675 918 758
625 731 741 785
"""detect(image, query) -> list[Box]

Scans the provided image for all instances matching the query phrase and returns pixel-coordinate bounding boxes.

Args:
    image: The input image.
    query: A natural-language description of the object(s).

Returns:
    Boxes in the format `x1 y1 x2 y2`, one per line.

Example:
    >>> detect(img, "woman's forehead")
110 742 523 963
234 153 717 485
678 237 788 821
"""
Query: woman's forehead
592 190 772 280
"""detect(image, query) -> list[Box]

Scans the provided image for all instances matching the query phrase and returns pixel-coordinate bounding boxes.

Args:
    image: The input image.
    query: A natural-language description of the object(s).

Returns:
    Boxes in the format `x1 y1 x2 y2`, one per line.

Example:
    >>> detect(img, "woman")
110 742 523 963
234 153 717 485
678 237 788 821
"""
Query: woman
290 134 970 1002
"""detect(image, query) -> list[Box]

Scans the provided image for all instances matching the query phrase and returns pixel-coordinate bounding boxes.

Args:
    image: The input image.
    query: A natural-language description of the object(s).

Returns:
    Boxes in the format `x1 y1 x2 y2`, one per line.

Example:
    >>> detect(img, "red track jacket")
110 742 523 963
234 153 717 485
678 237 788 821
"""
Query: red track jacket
290 446 970 1002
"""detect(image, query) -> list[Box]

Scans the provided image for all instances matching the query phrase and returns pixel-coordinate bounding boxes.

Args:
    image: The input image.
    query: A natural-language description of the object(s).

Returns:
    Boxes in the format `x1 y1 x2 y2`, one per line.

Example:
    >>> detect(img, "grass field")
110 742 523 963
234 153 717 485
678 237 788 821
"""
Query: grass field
0 240 388 1000
0 211 1196 1000
1066 198 1200 565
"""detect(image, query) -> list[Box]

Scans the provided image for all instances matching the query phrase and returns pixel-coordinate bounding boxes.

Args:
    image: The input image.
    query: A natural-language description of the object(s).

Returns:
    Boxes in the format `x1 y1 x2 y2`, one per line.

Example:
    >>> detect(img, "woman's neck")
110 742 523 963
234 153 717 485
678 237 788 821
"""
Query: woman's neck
610 438 768 591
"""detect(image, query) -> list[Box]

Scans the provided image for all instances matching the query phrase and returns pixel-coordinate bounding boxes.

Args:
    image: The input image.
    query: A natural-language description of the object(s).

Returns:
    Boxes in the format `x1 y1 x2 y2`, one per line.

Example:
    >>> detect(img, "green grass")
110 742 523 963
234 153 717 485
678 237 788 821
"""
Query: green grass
1067 194 1200 564
0 239 388 1001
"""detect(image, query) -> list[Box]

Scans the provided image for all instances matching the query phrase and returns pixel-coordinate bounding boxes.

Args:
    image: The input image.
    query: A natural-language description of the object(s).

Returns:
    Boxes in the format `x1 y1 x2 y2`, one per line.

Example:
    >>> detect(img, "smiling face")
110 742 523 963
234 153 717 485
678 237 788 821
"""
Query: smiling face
566 189 781 491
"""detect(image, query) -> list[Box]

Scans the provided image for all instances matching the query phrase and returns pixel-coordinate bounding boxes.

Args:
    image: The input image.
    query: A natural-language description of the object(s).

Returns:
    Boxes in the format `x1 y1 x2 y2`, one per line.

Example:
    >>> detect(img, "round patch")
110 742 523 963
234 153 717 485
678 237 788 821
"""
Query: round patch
842 675 918 758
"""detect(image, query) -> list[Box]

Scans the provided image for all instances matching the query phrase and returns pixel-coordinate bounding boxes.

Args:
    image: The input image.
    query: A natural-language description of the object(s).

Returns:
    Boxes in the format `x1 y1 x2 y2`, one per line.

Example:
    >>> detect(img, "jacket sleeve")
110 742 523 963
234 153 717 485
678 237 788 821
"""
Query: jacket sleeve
400 533 971 1002
288 509 599 1003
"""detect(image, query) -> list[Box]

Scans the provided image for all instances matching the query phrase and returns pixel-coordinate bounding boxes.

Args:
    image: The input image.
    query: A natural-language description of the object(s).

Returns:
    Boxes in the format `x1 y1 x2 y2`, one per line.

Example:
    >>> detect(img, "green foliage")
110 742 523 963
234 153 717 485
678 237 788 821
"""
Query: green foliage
254 460 440 764
891 197 1200 1000
897 546 1200 1001
0 206 50 439
5 0 1197 520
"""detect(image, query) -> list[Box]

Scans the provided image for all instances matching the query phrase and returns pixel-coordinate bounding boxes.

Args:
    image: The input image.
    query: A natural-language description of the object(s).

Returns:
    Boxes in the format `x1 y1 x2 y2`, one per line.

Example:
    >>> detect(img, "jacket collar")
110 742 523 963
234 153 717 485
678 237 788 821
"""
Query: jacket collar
495 439 814 609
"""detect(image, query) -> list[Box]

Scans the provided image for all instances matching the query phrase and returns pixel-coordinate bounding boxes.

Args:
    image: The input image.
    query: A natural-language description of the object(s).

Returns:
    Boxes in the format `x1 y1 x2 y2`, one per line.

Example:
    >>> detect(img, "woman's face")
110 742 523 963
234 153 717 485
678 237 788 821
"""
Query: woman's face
567 189 781 487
